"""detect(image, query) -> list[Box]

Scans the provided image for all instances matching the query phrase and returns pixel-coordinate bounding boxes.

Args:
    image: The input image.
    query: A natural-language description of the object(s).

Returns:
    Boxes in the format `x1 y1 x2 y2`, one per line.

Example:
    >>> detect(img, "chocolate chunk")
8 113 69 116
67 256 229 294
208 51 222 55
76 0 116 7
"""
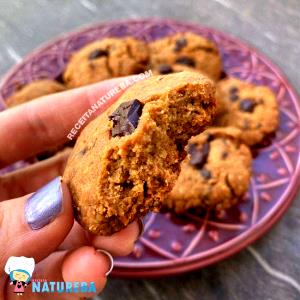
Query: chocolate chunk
200 168 212 180
88 49 108 60
175 56 195 67
158 64 173 74
174 38 188 52
109 99 144 137
188 142 210 168
239 99 256 113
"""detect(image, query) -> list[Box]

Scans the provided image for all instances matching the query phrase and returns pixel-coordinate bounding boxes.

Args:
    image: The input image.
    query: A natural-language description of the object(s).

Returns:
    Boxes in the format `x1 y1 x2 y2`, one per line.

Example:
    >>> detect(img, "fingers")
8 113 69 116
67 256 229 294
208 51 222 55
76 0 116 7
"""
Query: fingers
5 247 112 299
87 220 143 256
0 148 71 201
59 219 143 256
0 178 73 272
0 77 130 168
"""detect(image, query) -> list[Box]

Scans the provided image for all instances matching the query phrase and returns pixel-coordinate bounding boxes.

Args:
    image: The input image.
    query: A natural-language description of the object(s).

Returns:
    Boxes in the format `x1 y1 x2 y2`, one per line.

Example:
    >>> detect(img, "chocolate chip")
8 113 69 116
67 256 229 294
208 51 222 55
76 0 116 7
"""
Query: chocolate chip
175 56 195 67
109 99 144 137
222 152 228 159
200 168 212 180
188 142 210 168
88 49 108 60
174 38 188 52
229 87 239 94
230 93 239 101
229 86 239 101
239 99 257 113
158 64 173 74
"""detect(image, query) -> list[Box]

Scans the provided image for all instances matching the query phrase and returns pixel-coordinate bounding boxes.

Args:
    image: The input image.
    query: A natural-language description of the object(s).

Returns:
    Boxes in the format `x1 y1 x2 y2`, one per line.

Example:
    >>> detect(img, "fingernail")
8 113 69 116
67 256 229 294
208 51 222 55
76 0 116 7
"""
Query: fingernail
136 218 144 240
25 177 63 230
96 249 114 276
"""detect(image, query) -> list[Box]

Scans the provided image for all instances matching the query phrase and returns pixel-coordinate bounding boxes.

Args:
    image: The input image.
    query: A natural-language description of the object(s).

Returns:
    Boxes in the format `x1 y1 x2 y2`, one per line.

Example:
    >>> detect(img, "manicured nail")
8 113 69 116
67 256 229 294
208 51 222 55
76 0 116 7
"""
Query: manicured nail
96 249 114 276
25 177 63 230
136 218 144 240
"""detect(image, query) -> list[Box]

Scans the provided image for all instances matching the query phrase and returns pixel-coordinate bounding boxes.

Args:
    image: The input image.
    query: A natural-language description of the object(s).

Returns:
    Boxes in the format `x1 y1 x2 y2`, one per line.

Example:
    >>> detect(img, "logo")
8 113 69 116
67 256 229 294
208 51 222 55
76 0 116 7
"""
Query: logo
4 256 96 295
5 256 35 296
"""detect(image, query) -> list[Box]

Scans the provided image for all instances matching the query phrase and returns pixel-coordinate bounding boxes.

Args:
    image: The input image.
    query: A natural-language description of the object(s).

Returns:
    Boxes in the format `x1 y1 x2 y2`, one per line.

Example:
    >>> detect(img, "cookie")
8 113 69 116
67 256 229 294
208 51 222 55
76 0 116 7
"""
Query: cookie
165 127 252 213
63 37 149 88
214 78 279 146
152 63 197 75
6 79 66 107
149 32 222 81
63 71 216 235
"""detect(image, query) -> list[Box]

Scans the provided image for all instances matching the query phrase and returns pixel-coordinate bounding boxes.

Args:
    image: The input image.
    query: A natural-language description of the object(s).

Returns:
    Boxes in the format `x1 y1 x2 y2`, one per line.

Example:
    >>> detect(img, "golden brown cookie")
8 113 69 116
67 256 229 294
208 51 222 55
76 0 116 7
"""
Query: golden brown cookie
6 79 66 107
63 37 149 88
63 71 216 235
151 63 197 75
165 127 252 213
214 78 279 146
149 32 222 81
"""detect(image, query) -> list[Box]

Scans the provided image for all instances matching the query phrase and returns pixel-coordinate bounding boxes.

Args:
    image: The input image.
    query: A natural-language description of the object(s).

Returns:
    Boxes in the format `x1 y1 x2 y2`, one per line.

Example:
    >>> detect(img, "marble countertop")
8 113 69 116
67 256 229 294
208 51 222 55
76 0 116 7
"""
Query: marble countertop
0 1 299 299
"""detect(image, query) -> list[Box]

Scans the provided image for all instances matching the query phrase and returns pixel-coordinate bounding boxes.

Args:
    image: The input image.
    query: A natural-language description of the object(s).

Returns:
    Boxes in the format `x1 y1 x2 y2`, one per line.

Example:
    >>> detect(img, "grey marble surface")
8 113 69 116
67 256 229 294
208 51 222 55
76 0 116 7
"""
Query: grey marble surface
0 0 299 299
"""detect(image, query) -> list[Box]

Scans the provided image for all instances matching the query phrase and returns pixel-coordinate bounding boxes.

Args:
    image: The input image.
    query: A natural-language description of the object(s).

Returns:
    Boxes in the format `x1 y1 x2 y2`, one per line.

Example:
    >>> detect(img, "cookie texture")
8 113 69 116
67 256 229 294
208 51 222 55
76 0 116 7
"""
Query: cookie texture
63 71 216 235
149 32 222 81
6 79 65 107
63 37 149 88
165 127 252 213
215 78 279 146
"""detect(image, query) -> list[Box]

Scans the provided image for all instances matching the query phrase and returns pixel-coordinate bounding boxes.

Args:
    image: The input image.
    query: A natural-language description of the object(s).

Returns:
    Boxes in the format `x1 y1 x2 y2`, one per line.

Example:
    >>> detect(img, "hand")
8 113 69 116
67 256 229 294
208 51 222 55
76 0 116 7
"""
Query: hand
0 78 143 299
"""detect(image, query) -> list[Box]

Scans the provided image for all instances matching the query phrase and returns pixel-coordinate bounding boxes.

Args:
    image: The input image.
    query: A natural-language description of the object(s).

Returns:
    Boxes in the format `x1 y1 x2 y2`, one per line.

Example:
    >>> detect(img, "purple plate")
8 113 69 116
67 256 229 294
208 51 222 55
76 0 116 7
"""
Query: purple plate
1 19 300 278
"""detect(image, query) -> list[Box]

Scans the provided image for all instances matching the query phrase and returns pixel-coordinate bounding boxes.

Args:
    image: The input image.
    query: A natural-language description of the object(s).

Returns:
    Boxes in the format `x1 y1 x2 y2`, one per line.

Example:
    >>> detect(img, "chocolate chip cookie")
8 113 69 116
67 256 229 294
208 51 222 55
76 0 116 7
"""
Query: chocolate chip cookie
165 127 252 213
152 63 197 75
149 32 222 81
214 78 279 146
63 71 216 235
63 37 149 88
6 79 66 107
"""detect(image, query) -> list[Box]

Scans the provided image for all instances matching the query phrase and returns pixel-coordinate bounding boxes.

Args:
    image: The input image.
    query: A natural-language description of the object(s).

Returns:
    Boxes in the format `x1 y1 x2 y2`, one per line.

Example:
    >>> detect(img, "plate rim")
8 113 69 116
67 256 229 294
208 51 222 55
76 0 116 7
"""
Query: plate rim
1 18 299 277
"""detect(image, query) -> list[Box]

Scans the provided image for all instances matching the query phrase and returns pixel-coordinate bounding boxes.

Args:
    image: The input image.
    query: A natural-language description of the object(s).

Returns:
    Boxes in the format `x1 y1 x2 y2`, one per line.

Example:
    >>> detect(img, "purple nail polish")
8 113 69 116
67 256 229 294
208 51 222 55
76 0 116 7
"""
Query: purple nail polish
25 177 63 230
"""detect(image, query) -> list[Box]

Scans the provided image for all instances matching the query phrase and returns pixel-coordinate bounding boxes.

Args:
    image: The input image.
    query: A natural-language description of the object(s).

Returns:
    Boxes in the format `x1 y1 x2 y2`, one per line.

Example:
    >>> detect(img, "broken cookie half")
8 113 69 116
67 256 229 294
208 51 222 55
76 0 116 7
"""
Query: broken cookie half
63 71 216 235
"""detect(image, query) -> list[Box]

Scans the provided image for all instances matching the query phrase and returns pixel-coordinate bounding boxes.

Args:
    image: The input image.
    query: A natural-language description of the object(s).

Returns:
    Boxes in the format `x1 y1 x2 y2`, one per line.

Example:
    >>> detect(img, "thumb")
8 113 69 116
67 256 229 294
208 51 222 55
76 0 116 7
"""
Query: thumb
0 177 73 270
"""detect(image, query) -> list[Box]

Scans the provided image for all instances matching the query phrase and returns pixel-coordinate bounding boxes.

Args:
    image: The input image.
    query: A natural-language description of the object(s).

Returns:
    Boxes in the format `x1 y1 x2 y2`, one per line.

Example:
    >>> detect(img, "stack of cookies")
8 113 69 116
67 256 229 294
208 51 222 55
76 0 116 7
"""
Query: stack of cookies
5 32 280 230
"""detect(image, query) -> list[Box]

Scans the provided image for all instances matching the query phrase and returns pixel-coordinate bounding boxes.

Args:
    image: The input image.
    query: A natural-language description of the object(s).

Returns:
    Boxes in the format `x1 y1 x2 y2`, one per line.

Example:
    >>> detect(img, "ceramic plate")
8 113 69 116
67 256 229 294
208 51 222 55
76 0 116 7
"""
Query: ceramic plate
1 19 299 278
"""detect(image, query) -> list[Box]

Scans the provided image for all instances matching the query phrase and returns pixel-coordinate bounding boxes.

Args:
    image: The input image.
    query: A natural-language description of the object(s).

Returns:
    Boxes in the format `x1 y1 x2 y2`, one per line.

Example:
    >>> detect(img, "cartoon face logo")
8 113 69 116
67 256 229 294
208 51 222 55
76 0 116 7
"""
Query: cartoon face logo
4 256 35 296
